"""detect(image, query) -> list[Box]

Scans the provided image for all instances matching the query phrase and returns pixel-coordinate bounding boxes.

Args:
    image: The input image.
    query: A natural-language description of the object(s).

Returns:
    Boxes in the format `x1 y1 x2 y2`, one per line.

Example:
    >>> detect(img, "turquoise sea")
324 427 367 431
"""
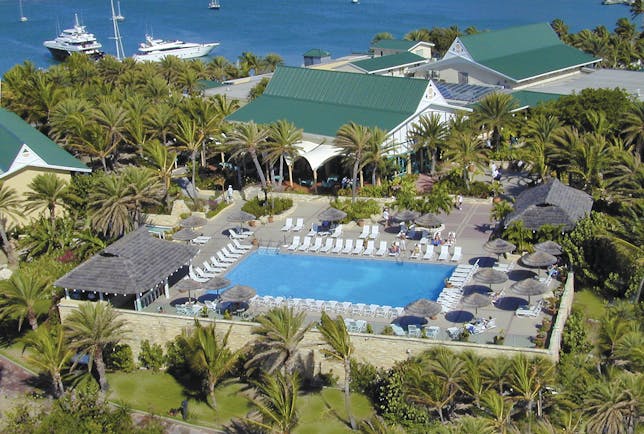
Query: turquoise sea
0 0 633 74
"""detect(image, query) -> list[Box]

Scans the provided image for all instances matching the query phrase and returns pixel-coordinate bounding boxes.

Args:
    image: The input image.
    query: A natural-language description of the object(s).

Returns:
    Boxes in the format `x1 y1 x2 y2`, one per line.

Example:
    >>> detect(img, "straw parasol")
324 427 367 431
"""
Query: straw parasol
521 251 557 276
205 276 231 293
180 215 208 228
220 285 257 302
474 268 508 291
392 209 420 222
414 213 443 228
511 278 549 303
318 207 347 222
405 298 443 318
534 240 563 256
461 293 491 315
174 278 203 302
483 238 516 259
227 211 256 232
172 228 199 242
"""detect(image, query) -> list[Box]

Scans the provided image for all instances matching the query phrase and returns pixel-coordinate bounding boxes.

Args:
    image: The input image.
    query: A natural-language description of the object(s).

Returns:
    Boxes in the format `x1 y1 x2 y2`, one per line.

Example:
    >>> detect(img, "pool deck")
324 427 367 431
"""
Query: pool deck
144 191 559 348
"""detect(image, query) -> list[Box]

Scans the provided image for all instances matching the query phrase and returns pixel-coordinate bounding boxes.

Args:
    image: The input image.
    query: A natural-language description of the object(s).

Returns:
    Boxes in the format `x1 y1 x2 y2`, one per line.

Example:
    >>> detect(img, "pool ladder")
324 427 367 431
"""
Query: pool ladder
257 240 280 256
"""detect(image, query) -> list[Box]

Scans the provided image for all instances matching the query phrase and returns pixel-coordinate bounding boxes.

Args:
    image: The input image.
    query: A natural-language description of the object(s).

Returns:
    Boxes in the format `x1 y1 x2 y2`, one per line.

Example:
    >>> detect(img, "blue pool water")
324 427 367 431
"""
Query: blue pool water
221 252 454 307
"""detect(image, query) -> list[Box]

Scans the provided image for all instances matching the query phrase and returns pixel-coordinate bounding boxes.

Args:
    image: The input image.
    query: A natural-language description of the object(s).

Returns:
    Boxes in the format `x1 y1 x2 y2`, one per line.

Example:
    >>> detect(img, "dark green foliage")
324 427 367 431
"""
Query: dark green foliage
350 360 382 399
561 310 592 354
105 343 135 373
374 370 430 428
138 340 165 371
165 334 191 376
241 197 293 218
330 198 381 221
249 77 270 100
205 199 229 218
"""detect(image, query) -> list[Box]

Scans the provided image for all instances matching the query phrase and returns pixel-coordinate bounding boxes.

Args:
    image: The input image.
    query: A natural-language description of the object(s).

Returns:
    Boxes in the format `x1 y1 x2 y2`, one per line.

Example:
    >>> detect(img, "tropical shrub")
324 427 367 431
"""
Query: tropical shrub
241 197 293 217
205 199 229 218
138 340 165 371
331 198 381 221
105 343 135 372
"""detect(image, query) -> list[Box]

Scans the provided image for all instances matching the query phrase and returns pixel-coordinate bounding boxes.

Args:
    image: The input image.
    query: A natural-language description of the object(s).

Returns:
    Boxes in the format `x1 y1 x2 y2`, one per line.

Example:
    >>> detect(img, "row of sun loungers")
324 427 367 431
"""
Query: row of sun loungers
250 296 404 318
403 244 462 261
390 324 441 338
436 261 480 312
286 237 386 256
188 239 252 282
280 218 305 232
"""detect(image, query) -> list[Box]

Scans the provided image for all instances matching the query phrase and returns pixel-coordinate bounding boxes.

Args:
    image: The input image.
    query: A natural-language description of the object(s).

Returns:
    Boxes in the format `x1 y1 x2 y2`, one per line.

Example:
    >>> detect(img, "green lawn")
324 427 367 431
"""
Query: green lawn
107 370 374 432
572 289 606 320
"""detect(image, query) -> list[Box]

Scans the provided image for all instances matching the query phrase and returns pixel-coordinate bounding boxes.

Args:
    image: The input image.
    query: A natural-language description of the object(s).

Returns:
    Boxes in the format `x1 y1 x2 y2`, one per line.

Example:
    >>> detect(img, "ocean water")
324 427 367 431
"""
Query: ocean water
222 252 454 307
0 0 631 74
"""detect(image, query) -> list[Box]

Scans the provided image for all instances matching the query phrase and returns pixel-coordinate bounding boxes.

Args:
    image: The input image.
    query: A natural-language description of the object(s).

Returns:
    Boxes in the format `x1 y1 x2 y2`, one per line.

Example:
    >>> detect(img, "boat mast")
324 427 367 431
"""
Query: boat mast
110 0 125 60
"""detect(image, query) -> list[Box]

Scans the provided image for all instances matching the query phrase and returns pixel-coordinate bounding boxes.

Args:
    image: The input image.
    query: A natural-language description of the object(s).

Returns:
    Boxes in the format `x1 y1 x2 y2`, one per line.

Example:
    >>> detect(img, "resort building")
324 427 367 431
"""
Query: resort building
55 227 198 311
302 48 332 67
227 66 462 182
0 108 91 226
504 179 593 231
411 23 601 90
370 39 434 59
334 51 428 77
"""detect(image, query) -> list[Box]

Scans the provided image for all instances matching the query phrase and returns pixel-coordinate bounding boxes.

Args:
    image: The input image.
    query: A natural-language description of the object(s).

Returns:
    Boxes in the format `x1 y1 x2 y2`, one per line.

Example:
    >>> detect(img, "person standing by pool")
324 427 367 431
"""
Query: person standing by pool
227 185 234 202
382 208 390 228
456 194 463 210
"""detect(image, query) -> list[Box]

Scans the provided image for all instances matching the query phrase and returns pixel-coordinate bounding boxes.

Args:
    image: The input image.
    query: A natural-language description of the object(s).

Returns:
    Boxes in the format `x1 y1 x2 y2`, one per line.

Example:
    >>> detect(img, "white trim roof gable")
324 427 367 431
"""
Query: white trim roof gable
1 143 91 179
444 38 474 61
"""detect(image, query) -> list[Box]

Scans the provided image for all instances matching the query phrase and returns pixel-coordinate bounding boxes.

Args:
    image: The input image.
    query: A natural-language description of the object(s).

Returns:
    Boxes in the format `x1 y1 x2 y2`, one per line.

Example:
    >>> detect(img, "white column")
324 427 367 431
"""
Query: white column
135 293 142 311
164 278 170 299
99 292 104 302
65 289 70 300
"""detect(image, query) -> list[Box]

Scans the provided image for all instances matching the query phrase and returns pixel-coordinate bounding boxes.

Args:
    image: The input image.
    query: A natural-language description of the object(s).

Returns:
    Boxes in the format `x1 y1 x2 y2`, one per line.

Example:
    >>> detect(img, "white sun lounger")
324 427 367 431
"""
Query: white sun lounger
331 238 344 253
352 241 364 255
280 218 293 231
423 244 435 260
298 236 312 251
358 225 370 239
437 245 450 261
307 224 319 237
188 267 209 282
369 225 379 239
232 239 252 250
221 246 242 259
363 240 375 255
320 238 334 253
194 265 217 278
228 228 251 239
203 261 224 274
330 224 342 238
375 241 387 256
191 236 211 245
216 251 236 264
390 324 407 336
342 239 354 254
451 246 462 262
291 218 304 232
309 237 323 252
209 256 230 269
287 236 300 251
227 243 245 255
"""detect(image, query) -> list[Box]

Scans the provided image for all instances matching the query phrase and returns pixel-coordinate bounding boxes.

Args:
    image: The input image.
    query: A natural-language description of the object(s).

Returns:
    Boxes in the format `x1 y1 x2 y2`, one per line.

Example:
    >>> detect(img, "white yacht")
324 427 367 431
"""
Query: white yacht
132 35 219 62
208 0 221 9
43 14 104 61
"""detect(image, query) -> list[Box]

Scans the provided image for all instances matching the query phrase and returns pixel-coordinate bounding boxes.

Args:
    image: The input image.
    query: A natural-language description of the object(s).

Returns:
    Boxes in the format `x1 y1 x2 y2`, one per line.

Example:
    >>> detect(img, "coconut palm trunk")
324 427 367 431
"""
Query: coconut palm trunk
351 159 359 202
0 222 17 266
94 347 109 392
278 155 285 186
343 357 356 430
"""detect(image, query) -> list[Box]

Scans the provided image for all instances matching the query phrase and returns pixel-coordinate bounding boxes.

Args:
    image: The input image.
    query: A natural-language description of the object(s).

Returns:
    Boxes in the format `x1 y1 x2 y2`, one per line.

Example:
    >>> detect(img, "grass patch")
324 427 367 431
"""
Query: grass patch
107 371 250 428
295 388 374 433
573 289 606 320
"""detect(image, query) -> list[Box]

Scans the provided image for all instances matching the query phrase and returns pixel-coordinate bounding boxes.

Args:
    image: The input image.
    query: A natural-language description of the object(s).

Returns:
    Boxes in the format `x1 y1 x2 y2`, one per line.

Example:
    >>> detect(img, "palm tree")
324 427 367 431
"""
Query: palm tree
245 306 312 375
362 128 394 186
550 19 569 40
0 182 23 266
144 140 177 196
21 324 73 398
267 120 303 187
121 167 163 228
227 121 270 189
248 372 299 434
263 53 284 72
239 52 262 76
335 123 372 202
88 173 134 238
622 101 644 157
24 173 72 231
189 321 239 408
481 356 511 395
92 100 130 166
510 355 554 420
428 348 465 419
584 373 642 434
174 117 206 198
408 113 448 174
0 272 50 331
318 312 357 430
64 302 129 393
405 28 431 42
370 32 394 45
212 94 240 117
449 416 495 434
145 103 176 146
443 129 487 188
472 92 518 149
523 115 562 182
405 365 453 423
480 390 515 434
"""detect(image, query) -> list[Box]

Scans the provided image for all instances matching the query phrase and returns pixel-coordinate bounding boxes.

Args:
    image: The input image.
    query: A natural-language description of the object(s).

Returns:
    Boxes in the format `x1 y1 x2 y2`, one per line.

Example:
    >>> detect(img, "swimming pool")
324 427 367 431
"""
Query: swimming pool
222 252 455 307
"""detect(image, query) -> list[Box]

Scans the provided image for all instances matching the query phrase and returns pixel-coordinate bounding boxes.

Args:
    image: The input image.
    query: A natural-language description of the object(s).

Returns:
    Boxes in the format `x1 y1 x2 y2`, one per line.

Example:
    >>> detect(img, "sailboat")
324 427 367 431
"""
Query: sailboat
209 0 221 9
19 0 28 22
114 1 125 21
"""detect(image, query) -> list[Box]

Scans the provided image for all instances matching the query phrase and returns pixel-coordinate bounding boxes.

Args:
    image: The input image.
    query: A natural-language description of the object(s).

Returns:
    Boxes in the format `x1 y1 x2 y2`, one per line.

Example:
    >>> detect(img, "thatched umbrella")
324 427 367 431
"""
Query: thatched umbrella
483 238 516 260
220 285 257 302
227 211 256 233
474 268 508 292
511 278 549 303
534 241 563 256
318 207 347 222
414 213 443 228
172 228 199 242
461 293 491 315
392 209 420 223
174 278 203 302
405 298 442 318
521 251 557 276
180 215 208 228
205 276 231 293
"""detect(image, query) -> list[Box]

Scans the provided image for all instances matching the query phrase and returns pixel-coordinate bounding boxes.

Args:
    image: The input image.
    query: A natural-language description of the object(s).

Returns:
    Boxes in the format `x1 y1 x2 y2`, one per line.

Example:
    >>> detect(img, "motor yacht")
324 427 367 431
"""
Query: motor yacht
43 14 103 61
132 35 219 62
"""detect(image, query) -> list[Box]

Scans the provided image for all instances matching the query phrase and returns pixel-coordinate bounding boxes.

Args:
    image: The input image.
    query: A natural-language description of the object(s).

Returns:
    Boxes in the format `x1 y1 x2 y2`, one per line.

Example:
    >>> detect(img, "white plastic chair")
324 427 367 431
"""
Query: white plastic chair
287 236 301 251
375 241 387 256
291 218 304 232
320 238 334 253
280 218 293 231
352 240 364 255
437 245 450 261
298 236 312 251
369 225 379 239
341 239 354 254
451 246 462 262
232 239 252 250
358 225 370 239
331 238 344 254
330 224 342 238
309 237 323 252
362 240 375 255
423 244 435 260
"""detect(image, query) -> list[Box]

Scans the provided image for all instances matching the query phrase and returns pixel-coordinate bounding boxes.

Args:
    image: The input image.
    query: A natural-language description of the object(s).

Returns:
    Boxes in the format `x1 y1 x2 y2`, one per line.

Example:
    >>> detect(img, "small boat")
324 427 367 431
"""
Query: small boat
209 0 221 9
132 35 219 62
19 0 28 22
352 0 359 4
114 1 125 21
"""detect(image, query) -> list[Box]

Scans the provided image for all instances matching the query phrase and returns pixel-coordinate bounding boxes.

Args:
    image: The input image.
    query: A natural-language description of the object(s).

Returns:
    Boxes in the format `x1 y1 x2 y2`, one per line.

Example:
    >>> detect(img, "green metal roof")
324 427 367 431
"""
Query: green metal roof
227 66 429 137
371 39 417 50
510 90 563 108
0 108 89 175
350 52 426 73
459 23 600 81
303 48 331 58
